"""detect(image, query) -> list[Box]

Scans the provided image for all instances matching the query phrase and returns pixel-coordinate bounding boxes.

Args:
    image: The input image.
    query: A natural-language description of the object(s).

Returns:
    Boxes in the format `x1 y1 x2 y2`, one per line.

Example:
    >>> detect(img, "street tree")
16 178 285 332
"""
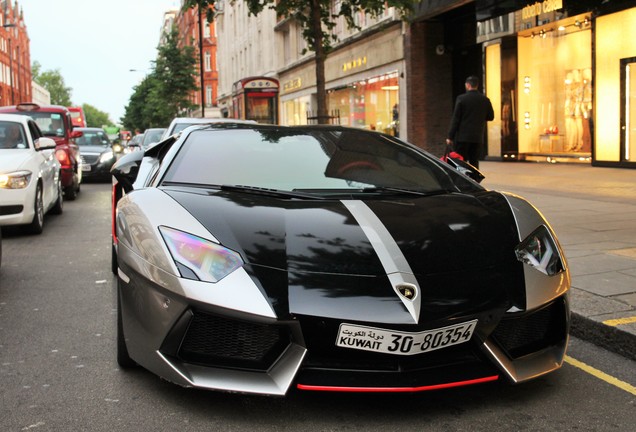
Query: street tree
122 74 157 131
31 61 73 106
122 27 198 130
182 0 417 124
82 103 112 128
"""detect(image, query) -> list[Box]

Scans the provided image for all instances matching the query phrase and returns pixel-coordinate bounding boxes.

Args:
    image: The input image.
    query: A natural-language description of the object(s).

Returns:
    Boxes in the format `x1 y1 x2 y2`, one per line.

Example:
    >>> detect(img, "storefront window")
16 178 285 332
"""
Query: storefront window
518 25 591 156
596 9 636 163
282 96 311 126
327 71 399 135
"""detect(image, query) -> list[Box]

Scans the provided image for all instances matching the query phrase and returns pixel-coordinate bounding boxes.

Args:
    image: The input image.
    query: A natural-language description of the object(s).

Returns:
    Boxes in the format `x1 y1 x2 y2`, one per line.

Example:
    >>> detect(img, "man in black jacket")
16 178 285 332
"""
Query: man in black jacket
446 76 494 169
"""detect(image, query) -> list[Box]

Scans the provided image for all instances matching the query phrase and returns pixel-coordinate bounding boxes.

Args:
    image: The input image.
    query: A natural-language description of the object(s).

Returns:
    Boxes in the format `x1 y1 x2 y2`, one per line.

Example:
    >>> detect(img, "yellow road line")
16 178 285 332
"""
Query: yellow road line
564 355 636 396
603 316 636 327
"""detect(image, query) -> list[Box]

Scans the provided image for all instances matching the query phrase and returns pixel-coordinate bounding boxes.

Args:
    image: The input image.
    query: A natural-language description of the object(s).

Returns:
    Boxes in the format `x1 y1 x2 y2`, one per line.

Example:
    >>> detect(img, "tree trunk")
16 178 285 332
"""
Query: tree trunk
310 1 328 124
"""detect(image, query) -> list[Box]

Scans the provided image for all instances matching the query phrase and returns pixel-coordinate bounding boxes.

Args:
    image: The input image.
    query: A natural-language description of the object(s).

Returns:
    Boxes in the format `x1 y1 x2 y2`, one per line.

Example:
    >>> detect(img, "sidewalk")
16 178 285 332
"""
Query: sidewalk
479 161 636 361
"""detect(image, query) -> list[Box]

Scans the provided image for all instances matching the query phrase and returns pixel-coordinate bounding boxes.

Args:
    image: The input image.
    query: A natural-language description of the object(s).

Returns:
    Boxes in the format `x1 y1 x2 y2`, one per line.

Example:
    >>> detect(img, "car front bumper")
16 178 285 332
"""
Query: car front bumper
0 185 36 226
118 247 570 395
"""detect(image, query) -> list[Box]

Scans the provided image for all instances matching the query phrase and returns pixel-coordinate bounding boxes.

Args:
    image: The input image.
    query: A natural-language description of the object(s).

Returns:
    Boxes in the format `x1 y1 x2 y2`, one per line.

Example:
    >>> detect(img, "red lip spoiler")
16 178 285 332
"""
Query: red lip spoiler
296 375 499 393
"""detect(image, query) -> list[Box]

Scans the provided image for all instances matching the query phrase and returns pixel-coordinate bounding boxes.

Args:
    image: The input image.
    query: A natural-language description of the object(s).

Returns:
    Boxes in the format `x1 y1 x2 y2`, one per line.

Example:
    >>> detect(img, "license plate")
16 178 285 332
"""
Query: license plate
82 165 91 172
336 320 478 355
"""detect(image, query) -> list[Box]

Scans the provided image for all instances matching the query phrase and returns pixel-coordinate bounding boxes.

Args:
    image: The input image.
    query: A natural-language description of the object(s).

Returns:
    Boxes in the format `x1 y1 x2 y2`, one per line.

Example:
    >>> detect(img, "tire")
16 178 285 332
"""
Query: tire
64 184 77 201
50 178 64 215
111 243 118 275
25 183 44 235
117 281 136 369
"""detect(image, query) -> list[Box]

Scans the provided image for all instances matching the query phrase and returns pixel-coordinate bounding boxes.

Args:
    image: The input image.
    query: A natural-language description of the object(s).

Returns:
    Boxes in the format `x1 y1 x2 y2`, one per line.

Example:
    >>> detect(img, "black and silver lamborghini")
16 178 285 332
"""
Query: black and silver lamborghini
111 122 570 396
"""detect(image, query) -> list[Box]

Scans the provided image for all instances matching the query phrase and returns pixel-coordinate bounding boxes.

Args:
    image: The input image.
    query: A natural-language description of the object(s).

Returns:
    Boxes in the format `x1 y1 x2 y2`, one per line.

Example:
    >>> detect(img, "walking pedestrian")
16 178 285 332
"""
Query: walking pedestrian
446 76 494 168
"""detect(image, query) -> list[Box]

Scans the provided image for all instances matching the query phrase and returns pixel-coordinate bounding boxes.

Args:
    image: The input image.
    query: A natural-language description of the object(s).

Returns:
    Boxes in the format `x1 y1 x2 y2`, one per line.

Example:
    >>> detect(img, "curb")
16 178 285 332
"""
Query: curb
571 312 636 362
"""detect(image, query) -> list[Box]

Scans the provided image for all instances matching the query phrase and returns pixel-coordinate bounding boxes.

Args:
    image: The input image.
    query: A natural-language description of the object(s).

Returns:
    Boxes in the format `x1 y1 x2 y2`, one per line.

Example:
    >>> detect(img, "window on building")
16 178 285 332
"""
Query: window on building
204 52 211 72
206 85 212 107
283 29 291 65
518 27 591 155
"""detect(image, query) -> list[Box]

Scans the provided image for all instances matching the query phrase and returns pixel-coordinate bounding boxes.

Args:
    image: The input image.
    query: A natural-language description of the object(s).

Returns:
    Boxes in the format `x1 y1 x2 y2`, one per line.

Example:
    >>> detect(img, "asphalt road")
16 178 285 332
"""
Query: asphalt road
1 183 635 431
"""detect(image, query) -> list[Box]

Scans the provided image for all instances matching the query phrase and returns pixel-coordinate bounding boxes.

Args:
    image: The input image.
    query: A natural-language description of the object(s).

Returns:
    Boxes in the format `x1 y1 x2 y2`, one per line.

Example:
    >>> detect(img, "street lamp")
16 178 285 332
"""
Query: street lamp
198 6 205 118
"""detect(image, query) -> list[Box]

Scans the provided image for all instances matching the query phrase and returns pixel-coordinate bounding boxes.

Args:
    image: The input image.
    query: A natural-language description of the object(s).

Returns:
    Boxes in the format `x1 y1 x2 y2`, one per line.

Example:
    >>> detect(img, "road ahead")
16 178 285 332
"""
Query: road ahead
1 183 635 431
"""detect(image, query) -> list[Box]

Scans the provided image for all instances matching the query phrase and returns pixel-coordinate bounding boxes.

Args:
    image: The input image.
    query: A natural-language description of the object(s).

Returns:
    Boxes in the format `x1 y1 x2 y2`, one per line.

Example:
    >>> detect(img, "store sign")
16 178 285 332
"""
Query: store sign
522 0 563 20
245 79 278 89
283 78 302 93
342 56 367 72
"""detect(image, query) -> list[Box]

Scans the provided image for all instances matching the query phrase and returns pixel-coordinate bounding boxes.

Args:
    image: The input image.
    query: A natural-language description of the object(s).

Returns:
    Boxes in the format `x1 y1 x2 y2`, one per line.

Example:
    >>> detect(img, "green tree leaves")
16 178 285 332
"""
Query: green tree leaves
31 60 73 106
82 103 112 128
121 27 198 131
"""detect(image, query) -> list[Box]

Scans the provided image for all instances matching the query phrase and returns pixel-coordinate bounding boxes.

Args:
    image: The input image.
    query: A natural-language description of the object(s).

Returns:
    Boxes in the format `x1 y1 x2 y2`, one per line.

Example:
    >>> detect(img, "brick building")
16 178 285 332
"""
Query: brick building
175 4 220 118
0 0 31 107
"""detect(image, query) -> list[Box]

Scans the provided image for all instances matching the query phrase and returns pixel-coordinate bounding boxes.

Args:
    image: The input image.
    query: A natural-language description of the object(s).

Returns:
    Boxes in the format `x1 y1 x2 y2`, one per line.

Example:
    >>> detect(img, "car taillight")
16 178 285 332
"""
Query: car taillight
56 149 71 166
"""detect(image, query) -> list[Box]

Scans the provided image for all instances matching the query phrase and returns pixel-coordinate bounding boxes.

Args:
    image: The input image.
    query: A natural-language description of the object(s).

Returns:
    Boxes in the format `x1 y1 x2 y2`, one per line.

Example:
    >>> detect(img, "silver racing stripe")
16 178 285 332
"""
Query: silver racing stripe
342 200 421 323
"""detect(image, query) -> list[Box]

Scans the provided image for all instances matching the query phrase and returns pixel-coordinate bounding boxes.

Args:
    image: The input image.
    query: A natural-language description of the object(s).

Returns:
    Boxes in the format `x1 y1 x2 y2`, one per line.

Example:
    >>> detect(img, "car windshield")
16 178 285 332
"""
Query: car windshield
130 134 143 145
0 121 27 149
76 130 110 147
172 123 197 134
28 112 67 137
141 129 165 148
161 127 476 194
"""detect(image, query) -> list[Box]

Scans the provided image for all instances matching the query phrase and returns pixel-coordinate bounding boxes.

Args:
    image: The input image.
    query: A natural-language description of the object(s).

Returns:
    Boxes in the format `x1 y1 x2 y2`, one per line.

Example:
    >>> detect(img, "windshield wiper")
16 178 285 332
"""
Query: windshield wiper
361 187 449 197
220 184 325 200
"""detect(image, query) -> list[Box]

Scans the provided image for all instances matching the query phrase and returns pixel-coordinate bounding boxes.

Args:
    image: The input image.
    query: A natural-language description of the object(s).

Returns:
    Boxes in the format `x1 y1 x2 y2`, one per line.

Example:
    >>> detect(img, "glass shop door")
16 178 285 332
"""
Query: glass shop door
622 57 636 162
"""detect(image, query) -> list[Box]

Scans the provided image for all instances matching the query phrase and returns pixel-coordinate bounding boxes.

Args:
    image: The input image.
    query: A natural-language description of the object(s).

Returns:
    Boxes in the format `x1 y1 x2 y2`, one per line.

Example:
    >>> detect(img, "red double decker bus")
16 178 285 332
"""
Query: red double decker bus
67 106 87 128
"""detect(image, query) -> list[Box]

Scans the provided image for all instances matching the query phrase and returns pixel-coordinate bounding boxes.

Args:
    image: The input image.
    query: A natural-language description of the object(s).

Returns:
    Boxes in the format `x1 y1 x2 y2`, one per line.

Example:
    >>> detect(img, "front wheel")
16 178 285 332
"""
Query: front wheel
25 183 44 234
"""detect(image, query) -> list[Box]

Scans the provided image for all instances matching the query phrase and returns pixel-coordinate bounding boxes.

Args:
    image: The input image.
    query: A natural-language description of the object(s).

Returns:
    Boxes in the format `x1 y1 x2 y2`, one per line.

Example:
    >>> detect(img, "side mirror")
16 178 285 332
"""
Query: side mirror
445 157 485 183
110 150 144 193
35 137 57 151
71 130 83 139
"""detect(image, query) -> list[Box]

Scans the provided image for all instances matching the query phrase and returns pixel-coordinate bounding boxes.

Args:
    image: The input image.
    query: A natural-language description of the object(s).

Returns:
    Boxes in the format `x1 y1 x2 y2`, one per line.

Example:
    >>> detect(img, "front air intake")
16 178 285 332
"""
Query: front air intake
177 310 291 370
491 298 568 359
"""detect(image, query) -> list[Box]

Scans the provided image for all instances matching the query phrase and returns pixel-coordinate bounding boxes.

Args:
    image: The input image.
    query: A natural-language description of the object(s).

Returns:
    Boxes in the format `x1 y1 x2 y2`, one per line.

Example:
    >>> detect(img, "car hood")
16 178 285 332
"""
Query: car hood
163 188 525 323
78 145 110 154
0 149 32 171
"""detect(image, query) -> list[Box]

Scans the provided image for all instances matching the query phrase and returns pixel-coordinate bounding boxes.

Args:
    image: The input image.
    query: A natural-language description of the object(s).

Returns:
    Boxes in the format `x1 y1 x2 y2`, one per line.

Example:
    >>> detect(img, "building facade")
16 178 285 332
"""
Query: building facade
175 3 220 118
31 80 49 105
474 0 636 167
213 1 405 133
176 0 636 169
214 0 278 118
1 1 31 107
280 8 404 136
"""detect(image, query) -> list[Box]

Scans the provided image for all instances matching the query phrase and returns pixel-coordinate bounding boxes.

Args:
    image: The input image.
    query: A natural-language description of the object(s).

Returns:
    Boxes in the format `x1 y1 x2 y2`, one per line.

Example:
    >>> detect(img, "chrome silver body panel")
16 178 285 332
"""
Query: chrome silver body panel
156 344 306 395
501 192 571 311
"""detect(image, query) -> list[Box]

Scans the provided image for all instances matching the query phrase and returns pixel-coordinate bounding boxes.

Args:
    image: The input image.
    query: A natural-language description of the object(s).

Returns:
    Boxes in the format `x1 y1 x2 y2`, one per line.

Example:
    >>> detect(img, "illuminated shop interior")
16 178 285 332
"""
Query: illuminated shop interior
517 14 592 162
327 71 400 135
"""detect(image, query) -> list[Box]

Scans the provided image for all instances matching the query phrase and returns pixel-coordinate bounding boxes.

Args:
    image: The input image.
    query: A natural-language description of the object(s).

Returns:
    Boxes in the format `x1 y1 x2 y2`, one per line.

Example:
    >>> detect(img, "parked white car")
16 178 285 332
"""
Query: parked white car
0 114 63 234
160 117 247 140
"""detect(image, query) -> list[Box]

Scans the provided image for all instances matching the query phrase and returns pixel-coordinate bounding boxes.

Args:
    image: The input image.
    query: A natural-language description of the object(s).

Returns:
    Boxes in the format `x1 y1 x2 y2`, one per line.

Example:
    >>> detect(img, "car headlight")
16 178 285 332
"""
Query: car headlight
159 226 243 282
99 151 114 163
0 170 32 189
515 225 565 276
